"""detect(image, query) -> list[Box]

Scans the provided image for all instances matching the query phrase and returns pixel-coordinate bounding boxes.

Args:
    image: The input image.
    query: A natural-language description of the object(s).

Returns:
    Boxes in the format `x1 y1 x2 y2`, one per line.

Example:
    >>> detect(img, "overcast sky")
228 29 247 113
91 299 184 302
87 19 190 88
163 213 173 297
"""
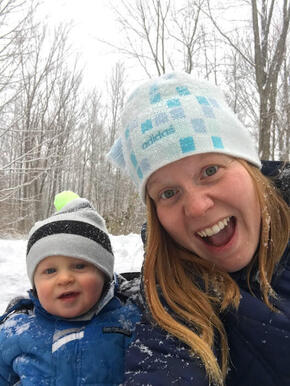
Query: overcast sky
40 0 129 89
38 0 256 92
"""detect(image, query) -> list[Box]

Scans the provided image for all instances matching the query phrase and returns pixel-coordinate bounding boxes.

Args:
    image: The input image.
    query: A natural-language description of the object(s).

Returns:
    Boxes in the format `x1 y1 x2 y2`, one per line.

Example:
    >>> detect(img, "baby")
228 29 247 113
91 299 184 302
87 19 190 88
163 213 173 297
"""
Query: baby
0 191 140 385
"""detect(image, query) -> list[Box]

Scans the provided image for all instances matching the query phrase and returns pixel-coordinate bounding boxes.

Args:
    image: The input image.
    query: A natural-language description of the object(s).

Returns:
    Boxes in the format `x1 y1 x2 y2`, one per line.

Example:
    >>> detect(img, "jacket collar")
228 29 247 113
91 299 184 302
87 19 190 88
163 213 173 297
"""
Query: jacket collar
230 240 290 292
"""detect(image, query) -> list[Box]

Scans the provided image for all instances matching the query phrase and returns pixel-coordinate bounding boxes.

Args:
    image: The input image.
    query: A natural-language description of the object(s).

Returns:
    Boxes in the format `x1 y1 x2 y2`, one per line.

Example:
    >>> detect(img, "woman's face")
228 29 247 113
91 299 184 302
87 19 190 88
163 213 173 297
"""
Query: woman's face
147 153 261 272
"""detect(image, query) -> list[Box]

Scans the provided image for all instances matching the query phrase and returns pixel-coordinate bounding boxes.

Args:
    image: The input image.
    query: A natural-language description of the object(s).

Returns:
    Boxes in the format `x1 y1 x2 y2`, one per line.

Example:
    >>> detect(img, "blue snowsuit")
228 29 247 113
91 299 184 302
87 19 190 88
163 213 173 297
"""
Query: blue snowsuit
0 280 141 386
124 161 290 385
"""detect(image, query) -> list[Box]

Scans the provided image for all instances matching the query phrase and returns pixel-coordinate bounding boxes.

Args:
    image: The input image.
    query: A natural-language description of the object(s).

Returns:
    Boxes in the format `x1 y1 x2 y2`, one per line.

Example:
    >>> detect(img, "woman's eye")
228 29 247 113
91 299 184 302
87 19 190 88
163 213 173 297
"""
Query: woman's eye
202 165 219 178
160 189 177 200
45 268 56 275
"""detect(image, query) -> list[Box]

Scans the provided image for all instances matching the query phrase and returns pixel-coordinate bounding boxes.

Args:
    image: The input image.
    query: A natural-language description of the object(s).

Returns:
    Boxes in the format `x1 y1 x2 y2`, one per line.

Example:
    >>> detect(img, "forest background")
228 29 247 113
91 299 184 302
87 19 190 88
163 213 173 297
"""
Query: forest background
0 0 289 237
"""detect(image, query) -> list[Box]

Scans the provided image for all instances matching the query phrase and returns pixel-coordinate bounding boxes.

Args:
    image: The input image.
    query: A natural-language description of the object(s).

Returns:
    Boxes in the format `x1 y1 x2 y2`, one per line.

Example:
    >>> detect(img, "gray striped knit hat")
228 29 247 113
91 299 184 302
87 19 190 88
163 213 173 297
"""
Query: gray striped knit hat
107 72 261 202
26 192 114 286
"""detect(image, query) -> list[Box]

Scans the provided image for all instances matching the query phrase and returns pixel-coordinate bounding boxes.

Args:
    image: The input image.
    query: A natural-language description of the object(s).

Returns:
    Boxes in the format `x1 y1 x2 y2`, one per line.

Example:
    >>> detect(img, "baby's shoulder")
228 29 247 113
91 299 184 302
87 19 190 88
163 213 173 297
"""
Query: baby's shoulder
90 297 141 338
102 296 141 321
0 296 34 326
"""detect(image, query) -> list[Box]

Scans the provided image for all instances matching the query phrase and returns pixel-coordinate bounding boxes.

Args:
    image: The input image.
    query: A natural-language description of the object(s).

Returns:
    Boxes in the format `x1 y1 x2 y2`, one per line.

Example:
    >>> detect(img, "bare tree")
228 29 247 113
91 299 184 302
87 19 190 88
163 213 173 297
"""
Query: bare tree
206 0 290 159
109 0 172 76
0 3 146 236
74 89 104 199
0 16 83 234
103 63 145 234
108 0 214 78
275 50 290 161
169 0 206 74
0 0 36 115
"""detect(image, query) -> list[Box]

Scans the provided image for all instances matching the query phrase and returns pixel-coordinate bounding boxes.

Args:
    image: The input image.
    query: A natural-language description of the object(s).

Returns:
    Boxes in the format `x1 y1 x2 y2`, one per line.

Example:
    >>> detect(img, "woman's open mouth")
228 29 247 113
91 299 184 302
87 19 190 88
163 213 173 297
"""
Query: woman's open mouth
196 216 236 247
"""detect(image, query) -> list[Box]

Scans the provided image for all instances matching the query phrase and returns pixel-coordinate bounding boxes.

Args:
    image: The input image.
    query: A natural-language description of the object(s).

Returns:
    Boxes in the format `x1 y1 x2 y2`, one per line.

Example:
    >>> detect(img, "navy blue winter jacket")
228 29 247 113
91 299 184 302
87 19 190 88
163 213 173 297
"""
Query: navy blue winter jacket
225 241 290 386
124 161 290 385
124 244 290 386
0 281 141 385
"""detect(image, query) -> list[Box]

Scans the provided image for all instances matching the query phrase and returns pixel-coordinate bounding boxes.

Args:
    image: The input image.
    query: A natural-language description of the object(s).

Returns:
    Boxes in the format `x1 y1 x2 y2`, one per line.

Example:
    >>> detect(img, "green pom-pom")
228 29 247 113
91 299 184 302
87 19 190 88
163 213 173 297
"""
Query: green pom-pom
54 191 80 211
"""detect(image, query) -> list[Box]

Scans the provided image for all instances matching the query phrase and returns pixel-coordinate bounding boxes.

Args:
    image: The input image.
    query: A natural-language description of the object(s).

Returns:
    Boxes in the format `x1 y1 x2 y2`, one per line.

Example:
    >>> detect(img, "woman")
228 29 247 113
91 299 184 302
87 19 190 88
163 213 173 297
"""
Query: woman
108 72 290 385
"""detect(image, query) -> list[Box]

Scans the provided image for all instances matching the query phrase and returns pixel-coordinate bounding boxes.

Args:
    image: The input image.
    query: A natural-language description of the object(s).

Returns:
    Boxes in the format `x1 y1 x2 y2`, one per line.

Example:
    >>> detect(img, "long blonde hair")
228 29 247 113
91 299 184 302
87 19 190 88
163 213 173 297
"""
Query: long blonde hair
143 160 290 386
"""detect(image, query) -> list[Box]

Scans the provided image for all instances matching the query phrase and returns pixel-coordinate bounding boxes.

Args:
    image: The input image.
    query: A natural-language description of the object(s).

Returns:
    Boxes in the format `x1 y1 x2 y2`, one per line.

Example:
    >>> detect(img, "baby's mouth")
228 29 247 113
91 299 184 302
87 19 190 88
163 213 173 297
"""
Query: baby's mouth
196 216 236 247
58 291 79 300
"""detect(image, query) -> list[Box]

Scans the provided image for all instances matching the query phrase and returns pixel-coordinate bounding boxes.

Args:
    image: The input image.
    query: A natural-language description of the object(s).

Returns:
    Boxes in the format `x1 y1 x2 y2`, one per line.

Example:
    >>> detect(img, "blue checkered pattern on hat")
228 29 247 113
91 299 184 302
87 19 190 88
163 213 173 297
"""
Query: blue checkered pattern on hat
107 72 261 202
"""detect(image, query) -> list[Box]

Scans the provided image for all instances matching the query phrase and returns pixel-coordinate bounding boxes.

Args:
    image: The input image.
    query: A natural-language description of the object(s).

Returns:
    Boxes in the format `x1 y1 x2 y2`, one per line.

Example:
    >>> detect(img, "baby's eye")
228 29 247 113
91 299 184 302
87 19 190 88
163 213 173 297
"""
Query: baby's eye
45 268 56 275
74 263 86 270
202 165 219 178
160 189 177 200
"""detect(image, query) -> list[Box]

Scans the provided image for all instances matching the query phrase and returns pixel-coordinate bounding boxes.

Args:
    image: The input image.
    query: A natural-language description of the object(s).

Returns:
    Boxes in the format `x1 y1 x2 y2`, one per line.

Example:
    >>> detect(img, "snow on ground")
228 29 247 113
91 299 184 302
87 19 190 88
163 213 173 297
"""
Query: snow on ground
0 233 144 314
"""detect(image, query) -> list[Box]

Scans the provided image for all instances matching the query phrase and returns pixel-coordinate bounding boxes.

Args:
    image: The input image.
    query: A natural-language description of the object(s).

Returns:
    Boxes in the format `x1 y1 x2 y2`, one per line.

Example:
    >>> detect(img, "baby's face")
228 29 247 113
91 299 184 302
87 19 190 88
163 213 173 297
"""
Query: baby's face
34 255 105 318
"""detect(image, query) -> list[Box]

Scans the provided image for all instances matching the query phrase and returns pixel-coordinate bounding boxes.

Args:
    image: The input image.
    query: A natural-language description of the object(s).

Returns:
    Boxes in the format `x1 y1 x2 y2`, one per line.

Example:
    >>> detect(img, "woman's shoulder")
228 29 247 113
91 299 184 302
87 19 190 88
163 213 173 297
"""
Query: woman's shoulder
99 295 141 324
277 240 290 268
124 315 210 386
261 160 289 205
271 240 290 303
115 274 210 384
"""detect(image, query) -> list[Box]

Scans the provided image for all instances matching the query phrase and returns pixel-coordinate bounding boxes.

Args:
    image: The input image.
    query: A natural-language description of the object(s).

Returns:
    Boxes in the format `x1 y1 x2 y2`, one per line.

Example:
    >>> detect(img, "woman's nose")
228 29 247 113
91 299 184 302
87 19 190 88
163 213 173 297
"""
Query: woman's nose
183 188 214 218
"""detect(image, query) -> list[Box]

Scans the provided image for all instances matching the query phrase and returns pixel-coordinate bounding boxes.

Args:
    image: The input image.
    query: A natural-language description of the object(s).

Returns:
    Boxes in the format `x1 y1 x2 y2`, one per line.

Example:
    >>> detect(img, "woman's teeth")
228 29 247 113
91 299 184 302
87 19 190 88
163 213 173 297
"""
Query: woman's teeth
197 216 231 238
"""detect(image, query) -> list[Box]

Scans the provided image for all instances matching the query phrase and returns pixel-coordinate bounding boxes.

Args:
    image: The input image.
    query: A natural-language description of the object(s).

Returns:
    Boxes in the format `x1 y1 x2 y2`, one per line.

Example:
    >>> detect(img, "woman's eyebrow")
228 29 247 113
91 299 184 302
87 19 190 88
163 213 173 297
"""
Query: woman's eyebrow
147 177 159 191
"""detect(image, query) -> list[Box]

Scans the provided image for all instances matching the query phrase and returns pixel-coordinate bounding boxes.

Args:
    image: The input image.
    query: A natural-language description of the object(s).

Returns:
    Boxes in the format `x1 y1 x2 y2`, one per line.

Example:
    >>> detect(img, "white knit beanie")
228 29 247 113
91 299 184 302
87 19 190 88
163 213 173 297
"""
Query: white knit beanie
26 192 114 286
107 72 261 202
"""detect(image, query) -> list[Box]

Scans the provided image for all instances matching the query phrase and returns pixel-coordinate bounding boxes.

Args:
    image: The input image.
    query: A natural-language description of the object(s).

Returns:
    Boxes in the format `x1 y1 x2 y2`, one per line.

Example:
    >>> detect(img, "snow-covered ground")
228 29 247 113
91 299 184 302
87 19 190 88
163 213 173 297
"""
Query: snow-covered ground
0 234 144 314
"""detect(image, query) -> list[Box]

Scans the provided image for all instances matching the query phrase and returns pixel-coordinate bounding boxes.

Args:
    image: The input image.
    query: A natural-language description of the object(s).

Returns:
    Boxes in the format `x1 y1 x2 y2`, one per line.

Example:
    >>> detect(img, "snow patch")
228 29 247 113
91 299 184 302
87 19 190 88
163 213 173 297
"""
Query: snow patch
138 344 153 356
